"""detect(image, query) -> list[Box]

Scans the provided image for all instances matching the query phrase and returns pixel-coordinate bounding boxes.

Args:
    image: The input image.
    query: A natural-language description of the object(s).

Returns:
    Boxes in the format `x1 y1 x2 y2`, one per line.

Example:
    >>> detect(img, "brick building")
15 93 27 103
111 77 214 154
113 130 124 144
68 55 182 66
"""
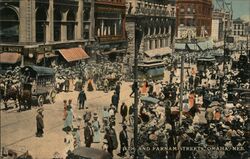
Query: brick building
176 0 212 38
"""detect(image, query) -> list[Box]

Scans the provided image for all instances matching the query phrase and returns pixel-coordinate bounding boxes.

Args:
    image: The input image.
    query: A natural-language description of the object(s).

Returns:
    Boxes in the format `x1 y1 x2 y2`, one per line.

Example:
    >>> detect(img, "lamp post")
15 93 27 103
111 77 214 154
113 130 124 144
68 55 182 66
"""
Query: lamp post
43 21 46 66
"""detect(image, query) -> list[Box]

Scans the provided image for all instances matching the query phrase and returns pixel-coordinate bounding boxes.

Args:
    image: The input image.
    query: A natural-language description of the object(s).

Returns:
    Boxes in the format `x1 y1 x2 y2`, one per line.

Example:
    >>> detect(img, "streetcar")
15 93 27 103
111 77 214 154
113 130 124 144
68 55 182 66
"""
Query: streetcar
20 65 57 106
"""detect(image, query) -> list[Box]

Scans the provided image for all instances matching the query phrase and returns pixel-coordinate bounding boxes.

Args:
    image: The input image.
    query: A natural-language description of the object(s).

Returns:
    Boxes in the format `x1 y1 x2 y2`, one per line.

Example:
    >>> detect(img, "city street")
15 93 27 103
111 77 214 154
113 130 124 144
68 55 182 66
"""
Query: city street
0 68 208 158
1 82 135 158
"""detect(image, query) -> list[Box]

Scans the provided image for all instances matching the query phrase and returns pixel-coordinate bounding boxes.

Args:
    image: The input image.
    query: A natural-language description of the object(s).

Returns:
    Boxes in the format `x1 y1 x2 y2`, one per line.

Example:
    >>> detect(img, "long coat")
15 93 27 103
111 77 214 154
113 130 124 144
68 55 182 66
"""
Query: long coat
36 113 44 130
111 94 119 106
120 104 128 117
119 130 128 147
84 126 94 144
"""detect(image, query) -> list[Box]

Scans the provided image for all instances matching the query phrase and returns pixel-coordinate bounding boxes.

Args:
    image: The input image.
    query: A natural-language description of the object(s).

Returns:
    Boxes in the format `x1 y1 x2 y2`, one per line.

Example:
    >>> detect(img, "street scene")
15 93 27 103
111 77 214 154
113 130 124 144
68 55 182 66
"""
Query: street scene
0 0 250 159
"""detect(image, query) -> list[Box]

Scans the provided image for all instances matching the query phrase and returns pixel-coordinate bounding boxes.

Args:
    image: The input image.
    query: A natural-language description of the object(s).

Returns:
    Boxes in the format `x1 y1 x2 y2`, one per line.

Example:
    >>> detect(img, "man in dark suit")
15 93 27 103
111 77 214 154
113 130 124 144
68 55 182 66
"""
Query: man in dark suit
120 102 128 124
118 125 128 157
115 82 121 100
84 122 94 147
77 89 87 109
111 92 119 112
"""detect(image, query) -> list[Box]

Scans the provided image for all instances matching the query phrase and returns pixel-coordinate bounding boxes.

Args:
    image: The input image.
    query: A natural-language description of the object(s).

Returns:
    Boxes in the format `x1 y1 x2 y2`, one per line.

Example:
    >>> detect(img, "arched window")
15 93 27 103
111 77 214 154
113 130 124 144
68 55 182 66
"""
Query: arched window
54 9 61 41
36 7 47 42
0 7 19 43
67 10 75 40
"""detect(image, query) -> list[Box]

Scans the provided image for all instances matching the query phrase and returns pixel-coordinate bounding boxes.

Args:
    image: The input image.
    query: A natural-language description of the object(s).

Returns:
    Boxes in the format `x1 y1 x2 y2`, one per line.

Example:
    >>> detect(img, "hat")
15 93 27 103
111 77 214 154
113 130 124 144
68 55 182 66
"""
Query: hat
93 113 98 118
37 107 44 113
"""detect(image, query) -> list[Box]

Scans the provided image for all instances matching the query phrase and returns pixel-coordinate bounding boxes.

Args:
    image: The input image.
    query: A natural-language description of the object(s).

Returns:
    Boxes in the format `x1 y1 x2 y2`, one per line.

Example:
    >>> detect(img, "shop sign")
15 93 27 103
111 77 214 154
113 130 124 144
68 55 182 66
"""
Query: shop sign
0 46 23 53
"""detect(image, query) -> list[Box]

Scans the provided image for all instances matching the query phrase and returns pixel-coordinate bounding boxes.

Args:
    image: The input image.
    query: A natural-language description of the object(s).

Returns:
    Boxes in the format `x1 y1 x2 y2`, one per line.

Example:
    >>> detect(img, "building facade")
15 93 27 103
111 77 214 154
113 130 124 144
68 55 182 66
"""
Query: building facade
93 0 127 62
125 0 176 65
176 0 212 38
211 0 233 43
233 18 247 37
0 0 94 66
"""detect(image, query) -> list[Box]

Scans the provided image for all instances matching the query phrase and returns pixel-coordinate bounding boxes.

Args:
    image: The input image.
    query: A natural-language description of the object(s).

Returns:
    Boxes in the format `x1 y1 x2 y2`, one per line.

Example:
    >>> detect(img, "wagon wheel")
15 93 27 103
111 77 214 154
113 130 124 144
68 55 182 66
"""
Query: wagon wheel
37 95 44 106
49 89 57 104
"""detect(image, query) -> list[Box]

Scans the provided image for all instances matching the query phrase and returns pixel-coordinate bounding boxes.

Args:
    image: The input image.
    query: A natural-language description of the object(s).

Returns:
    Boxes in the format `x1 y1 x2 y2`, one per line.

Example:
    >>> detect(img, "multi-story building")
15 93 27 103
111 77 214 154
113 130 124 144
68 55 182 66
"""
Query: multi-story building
0 0 92 67
94 0 127 62
176 0 212 38
125 0 176 64
233 18 247 37
211 0 233 43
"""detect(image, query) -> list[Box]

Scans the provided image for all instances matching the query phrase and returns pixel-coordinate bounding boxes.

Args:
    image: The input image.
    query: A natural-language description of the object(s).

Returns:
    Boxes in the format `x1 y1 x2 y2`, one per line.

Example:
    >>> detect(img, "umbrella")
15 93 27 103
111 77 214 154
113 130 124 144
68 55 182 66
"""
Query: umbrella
140 96 160 104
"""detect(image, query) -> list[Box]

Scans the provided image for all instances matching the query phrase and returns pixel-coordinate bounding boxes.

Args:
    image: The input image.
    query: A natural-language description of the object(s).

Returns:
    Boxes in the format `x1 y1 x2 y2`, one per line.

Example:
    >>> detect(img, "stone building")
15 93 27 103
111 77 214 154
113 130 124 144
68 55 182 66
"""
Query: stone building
211 0 233 44
176 0 212 38
125 0 176 64
93 0 127 62
0 0 94 66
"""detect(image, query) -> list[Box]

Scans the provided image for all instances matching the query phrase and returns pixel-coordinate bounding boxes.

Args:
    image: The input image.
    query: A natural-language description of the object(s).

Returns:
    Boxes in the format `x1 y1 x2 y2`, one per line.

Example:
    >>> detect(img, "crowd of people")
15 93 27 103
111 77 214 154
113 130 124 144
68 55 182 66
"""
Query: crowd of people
1 50 249 159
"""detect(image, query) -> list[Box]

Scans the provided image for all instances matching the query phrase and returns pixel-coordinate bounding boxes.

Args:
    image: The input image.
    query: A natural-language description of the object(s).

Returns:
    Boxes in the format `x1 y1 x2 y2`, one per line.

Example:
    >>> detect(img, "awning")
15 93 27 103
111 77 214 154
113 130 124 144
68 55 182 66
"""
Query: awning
0 52 21 64
174 43 186 50
59 48 89 62
21 65 55 76
144 47 172 58
187 43 200 51
198 40 214 51
102 49 126 55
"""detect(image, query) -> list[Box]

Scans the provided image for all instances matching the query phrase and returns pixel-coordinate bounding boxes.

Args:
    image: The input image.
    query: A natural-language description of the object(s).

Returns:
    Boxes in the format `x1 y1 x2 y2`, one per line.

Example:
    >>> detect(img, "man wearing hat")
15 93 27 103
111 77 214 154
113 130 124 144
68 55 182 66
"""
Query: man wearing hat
120 102 128 124
118 124 128 157
36 108 44 137
84 122 94 147
77 89 87 110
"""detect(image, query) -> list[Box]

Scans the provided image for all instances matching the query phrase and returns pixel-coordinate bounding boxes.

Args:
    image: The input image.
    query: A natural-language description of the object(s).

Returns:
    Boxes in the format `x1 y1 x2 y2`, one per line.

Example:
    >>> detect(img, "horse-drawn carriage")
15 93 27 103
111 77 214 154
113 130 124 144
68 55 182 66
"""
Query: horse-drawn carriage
20 66 57 107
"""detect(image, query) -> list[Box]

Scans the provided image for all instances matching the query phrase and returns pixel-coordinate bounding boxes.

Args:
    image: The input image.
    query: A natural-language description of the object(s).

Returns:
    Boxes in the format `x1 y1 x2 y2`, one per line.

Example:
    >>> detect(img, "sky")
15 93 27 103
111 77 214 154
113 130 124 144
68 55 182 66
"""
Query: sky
213 0 250 21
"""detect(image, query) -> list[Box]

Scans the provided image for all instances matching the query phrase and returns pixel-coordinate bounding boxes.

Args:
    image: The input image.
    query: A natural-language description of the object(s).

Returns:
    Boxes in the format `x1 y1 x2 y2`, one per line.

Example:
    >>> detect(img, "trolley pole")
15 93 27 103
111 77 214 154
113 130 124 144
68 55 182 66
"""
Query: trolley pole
179 54 184 126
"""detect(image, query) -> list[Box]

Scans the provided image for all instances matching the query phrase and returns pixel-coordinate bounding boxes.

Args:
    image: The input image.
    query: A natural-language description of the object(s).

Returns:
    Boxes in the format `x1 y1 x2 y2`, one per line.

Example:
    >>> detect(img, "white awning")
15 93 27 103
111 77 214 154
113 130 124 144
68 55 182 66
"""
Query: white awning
187 43 200 51
144 47 172 58
198 40 214 51
174 43 186 50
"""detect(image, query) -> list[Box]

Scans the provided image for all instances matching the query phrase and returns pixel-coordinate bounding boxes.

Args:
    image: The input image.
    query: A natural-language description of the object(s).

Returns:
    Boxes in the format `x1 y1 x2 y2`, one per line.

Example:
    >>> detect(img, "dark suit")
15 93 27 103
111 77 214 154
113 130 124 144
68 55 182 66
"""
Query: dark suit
119 130 128 156
78 90 86 109
120 104 128 124
84 126 93 147
115 84 121 99
111 94 119 111
104 133 114 156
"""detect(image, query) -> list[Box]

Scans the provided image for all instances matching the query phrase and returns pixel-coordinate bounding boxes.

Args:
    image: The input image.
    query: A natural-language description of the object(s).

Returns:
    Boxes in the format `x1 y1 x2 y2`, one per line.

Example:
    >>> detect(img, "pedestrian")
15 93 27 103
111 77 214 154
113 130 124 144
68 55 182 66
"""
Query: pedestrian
77 89 87 109
36 108 44 137
92 113 101 143
111 92 119 112
129 82 137 97
63 101 74 132
128 104 134 126
115 82 121 100
102 107 109 133
84 122 94 147
72 127 81 148
104 127 114 157
120 102 128 124
63 100 67 120
103 78 109 93
118 124 128 157
64 78 69 92
87 78 94 91
83 111 92 126
64 130 74 155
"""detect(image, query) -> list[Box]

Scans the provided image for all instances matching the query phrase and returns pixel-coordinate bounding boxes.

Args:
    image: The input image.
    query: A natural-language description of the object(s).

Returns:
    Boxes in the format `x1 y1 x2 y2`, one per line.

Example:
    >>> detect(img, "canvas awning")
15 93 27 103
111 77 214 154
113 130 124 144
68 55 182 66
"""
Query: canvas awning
144 47 172 58
187 43 200 51
174 43 186 50
58 48 89 62
102 49 126 55
0 52 21 64
198 40 214 51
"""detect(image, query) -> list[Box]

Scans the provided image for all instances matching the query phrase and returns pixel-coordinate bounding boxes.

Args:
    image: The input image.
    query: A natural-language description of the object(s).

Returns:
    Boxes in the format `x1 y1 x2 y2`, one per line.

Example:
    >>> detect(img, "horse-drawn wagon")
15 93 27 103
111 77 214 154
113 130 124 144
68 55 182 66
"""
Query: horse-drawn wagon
20 66 57 107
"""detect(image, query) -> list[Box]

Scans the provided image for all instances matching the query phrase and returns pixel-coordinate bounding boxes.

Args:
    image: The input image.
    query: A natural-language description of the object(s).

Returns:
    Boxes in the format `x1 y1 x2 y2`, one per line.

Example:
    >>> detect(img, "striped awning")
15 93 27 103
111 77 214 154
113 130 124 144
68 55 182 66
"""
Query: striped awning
59 48 89 62
0 52 21 64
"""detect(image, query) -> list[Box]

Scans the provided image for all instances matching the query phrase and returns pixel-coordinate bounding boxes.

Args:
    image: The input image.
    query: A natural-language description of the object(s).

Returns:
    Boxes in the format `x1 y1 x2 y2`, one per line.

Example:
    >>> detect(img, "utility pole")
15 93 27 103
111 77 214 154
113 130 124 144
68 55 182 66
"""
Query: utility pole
179 54 184 126
43 21 46 67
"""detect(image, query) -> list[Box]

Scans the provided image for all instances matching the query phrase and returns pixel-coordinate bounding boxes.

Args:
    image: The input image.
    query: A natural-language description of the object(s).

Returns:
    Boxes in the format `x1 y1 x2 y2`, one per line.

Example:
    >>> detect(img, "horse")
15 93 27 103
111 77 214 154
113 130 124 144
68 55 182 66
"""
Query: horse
18 89 32 111
0 83 19 110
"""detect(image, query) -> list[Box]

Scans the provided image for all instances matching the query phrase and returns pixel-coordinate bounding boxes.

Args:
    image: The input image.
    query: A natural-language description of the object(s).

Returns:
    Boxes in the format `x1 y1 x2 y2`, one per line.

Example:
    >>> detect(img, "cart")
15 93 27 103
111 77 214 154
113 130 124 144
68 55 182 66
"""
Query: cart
20 66 57 106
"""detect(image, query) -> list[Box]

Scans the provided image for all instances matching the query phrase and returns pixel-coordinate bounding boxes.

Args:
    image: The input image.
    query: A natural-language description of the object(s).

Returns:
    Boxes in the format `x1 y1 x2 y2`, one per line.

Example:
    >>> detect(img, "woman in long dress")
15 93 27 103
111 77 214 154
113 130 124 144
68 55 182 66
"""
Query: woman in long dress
92 114 101 143
64 105 74 131
87 78 94 91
